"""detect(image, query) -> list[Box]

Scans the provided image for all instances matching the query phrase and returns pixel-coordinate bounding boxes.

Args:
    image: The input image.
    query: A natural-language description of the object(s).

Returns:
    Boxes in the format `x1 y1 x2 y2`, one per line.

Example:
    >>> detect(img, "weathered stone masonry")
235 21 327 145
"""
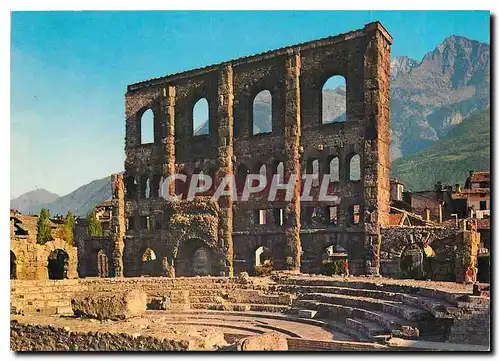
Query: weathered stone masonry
113 22 392 277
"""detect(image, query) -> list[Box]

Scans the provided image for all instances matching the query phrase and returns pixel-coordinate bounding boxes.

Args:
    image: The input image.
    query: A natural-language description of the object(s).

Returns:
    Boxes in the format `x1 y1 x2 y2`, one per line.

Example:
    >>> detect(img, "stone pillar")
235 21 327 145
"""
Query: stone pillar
283 51 302 272
455 226 480 283
216 63 234 277
362 22 392 276
162 86 176 197
111 173 126 277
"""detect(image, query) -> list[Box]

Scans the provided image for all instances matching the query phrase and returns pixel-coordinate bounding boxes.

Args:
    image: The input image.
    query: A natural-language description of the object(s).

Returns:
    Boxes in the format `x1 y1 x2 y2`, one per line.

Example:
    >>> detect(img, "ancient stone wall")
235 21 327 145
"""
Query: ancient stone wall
10 321 190 351
379 224 481 281
75 236 115 278
11 236 78 280
119 22 392 277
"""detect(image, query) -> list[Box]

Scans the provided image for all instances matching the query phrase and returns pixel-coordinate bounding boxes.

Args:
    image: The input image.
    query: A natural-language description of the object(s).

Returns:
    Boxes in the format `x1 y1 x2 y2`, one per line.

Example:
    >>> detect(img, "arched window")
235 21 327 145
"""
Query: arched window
306 159 320 186
145 178 151 199
251 162 267 191
193 98 209 136
329 157 339 182
140 109 154 144
236 164 250 194
322 76 346 124
349 154 361 181
274 161 285 184
253 90 272 135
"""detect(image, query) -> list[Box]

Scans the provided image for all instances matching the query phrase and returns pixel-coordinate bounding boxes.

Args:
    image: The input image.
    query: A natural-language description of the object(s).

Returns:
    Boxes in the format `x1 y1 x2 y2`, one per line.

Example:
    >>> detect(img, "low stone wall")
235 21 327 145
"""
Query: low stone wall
447 296 490 346
10 320 190 351
287 338 388 351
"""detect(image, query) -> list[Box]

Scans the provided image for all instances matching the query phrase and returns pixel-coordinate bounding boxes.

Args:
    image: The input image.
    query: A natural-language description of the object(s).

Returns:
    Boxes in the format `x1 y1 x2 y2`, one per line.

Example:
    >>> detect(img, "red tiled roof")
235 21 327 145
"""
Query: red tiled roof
388 213 404 226
477 218 490 230
471 172 490 182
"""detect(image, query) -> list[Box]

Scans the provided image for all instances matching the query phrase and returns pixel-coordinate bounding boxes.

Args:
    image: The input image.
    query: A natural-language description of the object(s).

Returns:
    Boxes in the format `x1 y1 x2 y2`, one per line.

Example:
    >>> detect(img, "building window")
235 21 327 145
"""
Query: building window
322 75 346 124
256 209 267 225
328 206 338 225
480 201 487 211
329 156 339 182
127 217 135 230
253 90 272 135
140 109 154 144
274 208 284 226
348 154 361 181
350 204 360 225
193 98 209 136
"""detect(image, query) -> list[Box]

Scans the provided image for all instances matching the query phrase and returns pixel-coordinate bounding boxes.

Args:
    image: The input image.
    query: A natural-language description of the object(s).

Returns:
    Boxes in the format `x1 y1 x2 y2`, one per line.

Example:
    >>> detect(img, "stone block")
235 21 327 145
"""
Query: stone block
71 290 147 320
298 309 318 318
234 331 289 351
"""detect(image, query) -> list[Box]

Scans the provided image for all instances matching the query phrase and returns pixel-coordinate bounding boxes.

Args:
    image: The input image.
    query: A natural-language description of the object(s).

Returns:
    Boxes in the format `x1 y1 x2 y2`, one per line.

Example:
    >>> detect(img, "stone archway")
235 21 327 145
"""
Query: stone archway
48 249 69 280
97 249 109 278
176 238 214 277
10 251 16 280
400 243 425 279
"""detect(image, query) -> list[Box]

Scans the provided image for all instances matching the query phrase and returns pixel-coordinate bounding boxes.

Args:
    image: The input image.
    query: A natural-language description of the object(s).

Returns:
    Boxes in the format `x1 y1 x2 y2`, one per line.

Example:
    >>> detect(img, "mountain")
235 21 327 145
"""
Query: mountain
390 56 419 80
10 189 60 213
23 176 112 217
390 35 490 159
391 108 490 191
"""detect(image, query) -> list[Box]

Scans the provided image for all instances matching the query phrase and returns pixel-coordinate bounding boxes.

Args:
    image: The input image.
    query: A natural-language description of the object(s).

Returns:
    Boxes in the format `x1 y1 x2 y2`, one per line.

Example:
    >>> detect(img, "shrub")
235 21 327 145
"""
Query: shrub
255 262 274 276
322 260 344 276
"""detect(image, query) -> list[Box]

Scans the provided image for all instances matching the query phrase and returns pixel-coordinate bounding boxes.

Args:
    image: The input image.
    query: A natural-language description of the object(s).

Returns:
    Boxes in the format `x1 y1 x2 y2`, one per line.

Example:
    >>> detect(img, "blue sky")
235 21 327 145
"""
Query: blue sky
10 10 490 198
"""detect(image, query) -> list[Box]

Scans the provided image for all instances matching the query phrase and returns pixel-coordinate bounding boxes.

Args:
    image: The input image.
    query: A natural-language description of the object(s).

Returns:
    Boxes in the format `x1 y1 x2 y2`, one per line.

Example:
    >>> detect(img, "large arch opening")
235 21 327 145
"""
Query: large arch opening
322 75 346 124
140 109 154 144
400 243 425 279
10 251 16 280
193 98 209 136
48 249 69 280
176 238 214 277
253 90 272 135
97 249 109 278
192 247 212 276
141 248 159 276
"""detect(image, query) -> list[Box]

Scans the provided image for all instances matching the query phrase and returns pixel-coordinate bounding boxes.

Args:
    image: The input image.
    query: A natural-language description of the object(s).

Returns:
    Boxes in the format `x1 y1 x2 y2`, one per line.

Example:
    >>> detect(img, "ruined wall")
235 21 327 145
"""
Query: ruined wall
11 236 78 280
10 321 190 351
119 22 392 277
76 236 115 278
379 223 481 281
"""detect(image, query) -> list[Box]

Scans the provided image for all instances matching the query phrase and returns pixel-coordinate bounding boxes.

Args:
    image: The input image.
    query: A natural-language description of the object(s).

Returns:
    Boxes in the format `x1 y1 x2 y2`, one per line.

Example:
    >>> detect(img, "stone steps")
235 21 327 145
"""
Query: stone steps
278 282 458 319
190 303 289 313
325 319 370 342
294 299 418 339
345 317 390 339
298 293 429 322
279 278 463 306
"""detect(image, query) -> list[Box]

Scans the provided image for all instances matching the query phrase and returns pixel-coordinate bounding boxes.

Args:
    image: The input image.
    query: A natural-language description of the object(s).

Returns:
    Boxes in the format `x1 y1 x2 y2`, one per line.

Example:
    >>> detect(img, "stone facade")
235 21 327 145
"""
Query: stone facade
379 221 481 281
11 235 78 280
109 22 392 278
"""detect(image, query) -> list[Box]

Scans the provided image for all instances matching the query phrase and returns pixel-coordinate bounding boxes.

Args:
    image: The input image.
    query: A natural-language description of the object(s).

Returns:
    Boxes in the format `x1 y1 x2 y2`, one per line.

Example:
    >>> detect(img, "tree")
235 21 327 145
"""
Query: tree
36 208 53 245
86 208 103 237
60 211 76 246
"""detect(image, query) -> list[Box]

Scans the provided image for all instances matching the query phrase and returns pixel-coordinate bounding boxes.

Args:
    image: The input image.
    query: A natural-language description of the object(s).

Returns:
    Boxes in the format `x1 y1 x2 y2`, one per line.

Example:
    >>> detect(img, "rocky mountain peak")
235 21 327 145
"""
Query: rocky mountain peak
390 56 419 80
